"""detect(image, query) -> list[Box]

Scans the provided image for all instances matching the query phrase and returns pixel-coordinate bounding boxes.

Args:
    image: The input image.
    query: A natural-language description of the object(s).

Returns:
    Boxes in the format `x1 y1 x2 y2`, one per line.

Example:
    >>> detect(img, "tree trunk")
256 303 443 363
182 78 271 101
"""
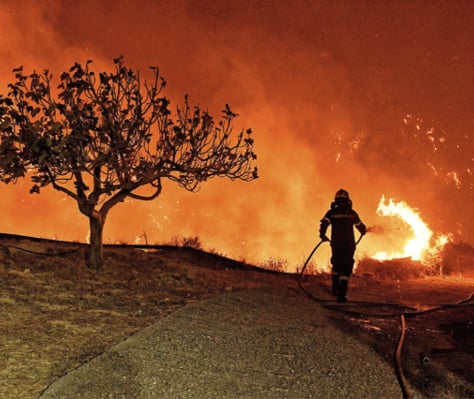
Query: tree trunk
88 213 104 271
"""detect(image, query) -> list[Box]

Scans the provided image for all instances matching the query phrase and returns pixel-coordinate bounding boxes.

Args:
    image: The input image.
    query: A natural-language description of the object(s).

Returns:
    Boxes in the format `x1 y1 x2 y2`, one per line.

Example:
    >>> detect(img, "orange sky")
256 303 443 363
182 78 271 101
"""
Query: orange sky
1 0 473 268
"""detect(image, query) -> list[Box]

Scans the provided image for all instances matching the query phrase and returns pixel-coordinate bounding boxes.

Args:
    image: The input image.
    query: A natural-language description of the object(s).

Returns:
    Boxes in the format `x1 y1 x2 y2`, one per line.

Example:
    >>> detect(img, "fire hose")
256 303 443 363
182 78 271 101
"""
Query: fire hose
395 314 410 399
298 235 474 399
298 233 364 285
297 234 408 399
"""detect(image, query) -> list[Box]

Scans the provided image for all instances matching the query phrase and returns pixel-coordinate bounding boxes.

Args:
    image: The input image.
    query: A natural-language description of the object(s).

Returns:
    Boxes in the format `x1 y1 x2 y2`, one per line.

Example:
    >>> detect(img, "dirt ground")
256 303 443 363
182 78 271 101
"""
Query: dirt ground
0 234 473 399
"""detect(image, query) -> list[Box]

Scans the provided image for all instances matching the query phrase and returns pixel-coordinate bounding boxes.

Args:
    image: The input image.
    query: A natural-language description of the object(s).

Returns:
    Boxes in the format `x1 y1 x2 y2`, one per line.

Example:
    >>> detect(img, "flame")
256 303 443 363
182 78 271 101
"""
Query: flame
373 195 449 262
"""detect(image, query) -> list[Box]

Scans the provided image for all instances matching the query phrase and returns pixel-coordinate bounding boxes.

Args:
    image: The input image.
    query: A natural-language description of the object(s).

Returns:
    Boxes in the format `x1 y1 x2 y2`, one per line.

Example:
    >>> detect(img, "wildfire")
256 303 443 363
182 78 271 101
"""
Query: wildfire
373 196 449 262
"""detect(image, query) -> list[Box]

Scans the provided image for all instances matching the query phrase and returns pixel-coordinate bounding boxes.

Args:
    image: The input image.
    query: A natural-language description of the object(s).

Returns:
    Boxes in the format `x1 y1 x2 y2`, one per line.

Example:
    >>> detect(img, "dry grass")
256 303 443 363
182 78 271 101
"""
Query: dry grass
1 234 473 399
0 235 293 399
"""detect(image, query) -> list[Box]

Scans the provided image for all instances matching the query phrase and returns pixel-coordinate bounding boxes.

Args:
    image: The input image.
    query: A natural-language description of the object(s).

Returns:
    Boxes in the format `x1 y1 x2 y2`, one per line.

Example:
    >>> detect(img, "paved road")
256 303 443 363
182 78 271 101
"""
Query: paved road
39 288 413 399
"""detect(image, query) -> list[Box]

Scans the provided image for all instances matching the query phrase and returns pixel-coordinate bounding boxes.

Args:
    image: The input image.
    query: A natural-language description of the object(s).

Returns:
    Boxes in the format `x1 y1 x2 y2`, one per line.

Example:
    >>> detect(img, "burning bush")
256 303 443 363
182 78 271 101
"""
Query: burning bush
440 242 474 277
356 257 436 281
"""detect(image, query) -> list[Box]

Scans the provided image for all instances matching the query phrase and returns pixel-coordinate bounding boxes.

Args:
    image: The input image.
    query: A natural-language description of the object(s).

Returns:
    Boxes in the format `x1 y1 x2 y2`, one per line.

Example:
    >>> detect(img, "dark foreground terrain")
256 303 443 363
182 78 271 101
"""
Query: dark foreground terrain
0 234 473 398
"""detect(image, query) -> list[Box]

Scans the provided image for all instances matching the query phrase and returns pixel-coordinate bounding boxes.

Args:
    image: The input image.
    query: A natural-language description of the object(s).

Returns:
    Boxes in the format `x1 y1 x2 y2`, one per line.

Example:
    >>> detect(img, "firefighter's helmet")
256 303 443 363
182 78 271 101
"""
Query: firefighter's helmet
335 189 350 200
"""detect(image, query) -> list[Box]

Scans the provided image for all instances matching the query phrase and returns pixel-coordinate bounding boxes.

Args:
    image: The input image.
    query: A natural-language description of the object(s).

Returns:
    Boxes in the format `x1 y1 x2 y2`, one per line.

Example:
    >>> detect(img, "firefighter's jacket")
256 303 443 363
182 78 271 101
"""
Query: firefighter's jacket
320 202 366 250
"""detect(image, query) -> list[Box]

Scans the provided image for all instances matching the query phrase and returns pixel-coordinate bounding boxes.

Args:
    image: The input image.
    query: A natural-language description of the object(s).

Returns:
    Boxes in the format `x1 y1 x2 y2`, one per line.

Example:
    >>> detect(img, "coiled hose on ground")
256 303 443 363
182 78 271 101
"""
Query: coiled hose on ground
298 239 474 399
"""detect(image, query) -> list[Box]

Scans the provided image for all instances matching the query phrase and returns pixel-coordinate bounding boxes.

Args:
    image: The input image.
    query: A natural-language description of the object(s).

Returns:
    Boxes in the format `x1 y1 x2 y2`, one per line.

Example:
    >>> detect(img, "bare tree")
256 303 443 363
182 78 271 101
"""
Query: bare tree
0 57 257 270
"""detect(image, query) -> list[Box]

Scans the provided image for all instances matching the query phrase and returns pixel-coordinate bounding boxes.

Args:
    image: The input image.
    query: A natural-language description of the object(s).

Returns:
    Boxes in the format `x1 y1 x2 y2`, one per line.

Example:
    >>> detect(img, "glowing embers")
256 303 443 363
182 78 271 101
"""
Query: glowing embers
373 195 449 262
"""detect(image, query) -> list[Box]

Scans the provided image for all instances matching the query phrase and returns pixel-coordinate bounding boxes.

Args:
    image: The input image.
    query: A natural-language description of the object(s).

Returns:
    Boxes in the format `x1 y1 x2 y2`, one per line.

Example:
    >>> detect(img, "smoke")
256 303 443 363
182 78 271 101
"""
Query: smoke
1 1 473 267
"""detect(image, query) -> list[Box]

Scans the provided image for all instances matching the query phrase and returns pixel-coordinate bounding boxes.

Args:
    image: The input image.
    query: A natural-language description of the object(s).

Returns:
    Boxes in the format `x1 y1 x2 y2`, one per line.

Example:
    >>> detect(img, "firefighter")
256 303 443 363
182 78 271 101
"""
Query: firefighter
319 189 366 302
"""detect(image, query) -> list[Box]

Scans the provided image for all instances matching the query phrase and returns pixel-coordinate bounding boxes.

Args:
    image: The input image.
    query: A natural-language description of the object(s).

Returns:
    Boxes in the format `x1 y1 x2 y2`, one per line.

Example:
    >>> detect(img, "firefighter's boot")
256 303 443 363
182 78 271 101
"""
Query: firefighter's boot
337 277 349 303
331 273 339 297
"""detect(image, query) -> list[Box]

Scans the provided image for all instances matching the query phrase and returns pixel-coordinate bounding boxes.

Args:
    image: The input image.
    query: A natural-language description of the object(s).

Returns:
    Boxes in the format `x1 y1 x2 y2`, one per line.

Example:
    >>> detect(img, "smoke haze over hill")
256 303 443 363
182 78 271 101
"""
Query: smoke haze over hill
1 0 473 267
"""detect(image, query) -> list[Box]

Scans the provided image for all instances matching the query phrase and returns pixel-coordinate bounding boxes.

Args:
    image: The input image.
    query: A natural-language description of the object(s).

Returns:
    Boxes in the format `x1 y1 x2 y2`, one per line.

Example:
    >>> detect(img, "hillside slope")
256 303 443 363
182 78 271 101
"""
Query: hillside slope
0 234 472 398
